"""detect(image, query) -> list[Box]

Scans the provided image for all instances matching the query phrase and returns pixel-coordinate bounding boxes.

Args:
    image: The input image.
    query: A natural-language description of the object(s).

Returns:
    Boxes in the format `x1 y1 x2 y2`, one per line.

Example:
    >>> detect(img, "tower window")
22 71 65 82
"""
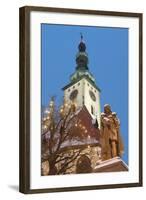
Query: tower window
87 83 89 86
91 105 94 115
68 89 70 92
73 86 75 89
78 82 80 86
82 95 85 105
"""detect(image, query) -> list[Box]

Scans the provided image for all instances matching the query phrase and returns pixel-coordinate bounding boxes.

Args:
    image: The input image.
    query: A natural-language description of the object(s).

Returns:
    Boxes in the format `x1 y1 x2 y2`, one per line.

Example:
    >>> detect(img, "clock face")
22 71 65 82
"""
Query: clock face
89 90 96 101
70 89 78 100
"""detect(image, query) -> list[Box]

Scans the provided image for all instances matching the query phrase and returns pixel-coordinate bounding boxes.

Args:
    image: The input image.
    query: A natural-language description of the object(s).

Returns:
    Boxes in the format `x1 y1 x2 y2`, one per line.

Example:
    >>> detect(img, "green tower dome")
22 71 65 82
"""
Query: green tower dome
75 34 88 71
70 34 95 85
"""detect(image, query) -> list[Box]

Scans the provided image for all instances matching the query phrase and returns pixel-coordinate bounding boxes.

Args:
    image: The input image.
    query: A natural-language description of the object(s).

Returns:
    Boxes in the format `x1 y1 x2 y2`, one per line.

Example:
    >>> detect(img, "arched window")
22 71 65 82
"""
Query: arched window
76 155 92 174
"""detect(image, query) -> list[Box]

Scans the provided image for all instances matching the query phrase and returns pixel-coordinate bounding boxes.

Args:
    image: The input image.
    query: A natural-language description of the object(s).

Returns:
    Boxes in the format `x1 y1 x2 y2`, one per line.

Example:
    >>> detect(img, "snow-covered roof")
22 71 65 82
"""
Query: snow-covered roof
42 106 101 151
60 137 99 149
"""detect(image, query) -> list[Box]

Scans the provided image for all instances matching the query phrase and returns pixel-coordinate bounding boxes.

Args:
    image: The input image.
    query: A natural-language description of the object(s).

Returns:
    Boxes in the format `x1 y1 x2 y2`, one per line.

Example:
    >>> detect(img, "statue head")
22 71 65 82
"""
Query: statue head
104 104 112 115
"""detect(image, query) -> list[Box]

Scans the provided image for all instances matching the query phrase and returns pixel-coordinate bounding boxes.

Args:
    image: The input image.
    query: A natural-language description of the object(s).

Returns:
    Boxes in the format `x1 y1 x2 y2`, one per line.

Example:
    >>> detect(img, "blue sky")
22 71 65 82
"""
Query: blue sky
41 24 128 164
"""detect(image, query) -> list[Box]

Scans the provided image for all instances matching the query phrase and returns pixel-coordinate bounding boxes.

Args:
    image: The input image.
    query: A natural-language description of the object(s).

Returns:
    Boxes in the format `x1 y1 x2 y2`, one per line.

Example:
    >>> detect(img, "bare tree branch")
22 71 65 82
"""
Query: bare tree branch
41 99 86 175
57 149 83 174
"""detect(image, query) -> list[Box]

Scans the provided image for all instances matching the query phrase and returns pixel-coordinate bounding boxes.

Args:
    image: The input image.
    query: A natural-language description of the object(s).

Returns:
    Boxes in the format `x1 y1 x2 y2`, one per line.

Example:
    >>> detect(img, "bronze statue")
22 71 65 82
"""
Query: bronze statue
100 104 124 161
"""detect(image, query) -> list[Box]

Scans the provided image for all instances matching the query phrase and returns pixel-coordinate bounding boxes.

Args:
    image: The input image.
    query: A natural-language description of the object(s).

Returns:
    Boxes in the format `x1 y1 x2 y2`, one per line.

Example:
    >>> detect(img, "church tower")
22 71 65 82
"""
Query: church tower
62 34 101 126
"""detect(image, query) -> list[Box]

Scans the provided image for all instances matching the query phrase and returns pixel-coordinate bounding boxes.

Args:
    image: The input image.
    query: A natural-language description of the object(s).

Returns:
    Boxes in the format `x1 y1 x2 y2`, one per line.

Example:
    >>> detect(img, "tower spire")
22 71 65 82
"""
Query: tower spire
78 33 86 52
69 35 97 85
76 34 88 70
80 32 83 41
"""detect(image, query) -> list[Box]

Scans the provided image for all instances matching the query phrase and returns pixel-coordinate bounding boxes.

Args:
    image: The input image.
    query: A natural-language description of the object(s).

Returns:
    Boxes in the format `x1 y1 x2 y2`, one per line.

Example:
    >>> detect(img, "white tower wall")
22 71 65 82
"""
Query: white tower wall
64 78 101 127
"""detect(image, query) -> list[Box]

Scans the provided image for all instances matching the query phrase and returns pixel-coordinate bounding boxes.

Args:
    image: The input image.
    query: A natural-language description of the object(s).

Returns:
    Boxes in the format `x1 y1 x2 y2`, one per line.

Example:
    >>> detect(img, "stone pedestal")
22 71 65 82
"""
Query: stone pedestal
94 157 128 173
